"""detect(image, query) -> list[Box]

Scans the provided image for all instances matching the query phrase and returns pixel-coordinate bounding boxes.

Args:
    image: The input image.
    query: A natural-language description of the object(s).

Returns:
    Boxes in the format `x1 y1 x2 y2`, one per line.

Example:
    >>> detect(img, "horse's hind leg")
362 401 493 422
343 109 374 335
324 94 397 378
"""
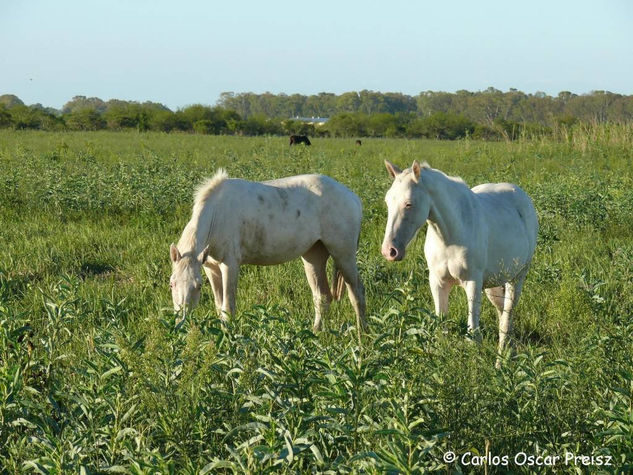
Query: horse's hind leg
203 262 223 315
496 274 526 368
331 253 367 341
301 241 332 332
485 287 505 318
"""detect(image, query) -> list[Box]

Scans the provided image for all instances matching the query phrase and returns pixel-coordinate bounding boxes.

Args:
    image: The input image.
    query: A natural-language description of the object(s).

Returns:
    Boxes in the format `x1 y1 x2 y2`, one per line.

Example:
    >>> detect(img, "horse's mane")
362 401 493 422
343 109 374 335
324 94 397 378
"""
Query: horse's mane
193 168 228 213
422 163 468 187
176 169 227 254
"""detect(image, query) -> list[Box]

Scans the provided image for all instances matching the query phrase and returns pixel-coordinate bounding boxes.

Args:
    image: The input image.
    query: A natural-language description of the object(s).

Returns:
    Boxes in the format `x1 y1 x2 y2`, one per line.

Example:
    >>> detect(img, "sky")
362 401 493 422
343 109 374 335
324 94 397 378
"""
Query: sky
2 0 632 110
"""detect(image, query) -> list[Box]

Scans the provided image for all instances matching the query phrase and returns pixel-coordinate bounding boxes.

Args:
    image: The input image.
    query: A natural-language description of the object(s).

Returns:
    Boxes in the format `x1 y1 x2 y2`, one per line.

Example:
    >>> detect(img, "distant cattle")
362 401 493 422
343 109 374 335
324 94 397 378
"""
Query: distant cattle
355 140 362 146
289 135 311 146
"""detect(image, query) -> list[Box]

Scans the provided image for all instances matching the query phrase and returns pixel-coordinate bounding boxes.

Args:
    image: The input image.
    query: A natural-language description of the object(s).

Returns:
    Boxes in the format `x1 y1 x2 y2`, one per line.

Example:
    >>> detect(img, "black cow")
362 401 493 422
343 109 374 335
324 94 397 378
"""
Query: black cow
289 135 311 146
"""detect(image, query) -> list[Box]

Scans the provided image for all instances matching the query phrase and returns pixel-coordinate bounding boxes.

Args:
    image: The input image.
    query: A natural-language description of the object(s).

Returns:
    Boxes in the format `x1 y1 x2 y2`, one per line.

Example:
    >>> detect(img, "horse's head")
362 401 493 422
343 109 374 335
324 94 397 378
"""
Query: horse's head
381 160 430 262
169 243 209 316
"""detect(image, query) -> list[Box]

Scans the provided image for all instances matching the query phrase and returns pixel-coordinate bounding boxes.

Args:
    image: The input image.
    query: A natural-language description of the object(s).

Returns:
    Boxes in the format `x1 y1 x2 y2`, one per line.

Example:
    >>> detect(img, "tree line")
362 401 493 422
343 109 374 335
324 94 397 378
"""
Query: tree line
2 88 633 140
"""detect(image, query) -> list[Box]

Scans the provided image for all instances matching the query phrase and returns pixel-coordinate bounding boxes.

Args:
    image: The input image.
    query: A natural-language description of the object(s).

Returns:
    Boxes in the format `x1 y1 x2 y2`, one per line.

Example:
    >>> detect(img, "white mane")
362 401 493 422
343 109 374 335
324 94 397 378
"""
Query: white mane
425 165 468 187
177 169 228 253
193 168 228 214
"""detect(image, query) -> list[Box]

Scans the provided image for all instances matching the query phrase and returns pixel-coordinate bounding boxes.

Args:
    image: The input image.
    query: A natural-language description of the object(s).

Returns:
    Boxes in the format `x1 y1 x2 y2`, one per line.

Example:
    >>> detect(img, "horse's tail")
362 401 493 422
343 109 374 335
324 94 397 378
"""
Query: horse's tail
331 266 346 301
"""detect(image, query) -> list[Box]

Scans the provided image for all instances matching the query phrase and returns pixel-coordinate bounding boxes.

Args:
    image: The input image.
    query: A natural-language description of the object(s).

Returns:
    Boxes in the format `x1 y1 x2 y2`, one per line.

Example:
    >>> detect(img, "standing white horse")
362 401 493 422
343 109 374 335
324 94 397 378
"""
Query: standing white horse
381 160 538 358
169 169 366 338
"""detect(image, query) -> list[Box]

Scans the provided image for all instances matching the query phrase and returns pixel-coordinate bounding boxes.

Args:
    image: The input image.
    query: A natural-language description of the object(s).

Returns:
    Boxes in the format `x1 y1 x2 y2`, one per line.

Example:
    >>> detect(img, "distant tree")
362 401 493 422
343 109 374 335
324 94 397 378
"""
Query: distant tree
609 96 633 122
0 105 11 127
337 92 361 113
30 103 62 116
383 92 417 114
282 119 314 136
366 113 398 137
9 105 43 129
4 105 63 130
416 91 454 117
423 112 475 140
554 114 578 128
325 113 367 137
104 101 141 129
178 105 242 134
62 96 107 114
236 114 282 136
304 92 337 117
149 109 178 132
0 94 25 108
65 108 106 130
557 91 576 105
193 119 215 134
471 123 502 140
405 117 428 138
359 90 386 115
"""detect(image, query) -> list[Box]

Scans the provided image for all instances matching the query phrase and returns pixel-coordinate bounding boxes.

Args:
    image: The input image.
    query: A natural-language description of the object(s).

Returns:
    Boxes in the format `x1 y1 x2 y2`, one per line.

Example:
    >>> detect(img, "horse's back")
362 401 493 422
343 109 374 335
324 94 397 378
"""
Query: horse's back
211 175 361 264
267 174 361 214
473 183 537 235
472 182 538 279
266 174 362 249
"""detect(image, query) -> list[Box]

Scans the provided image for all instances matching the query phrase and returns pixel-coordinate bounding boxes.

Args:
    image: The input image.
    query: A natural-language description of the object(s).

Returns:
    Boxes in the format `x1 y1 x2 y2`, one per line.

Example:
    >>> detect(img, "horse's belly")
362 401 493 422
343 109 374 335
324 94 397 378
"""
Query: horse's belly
483 253 530 286
239 217 320 265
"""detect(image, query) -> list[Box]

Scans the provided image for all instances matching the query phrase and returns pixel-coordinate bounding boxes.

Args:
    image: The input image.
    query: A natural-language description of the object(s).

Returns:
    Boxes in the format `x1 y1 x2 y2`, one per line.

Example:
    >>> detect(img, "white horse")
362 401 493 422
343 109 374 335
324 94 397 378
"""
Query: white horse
169 169 366 338
381 160 538 358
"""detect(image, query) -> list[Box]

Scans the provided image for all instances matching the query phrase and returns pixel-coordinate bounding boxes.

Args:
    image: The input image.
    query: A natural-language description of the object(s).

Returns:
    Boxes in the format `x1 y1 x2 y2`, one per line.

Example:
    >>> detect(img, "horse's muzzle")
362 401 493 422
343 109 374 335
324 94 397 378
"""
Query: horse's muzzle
381 243 404 262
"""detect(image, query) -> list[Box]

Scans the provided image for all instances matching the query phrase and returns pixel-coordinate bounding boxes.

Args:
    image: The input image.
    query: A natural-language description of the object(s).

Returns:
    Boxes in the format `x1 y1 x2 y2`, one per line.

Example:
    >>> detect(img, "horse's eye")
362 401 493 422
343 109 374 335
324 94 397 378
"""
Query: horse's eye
404 202 412 209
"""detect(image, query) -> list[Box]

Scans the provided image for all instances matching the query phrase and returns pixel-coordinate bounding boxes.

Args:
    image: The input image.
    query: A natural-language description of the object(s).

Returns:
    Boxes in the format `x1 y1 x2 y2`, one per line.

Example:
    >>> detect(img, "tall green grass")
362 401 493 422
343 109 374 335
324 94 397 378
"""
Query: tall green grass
1 129 632 472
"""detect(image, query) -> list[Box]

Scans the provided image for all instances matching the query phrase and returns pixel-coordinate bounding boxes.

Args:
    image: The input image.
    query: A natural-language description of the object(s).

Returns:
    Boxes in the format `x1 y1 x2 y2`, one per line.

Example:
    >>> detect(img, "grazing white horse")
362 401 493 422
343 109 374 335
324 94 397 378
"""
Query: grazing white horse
381 160 538 357
169 169 367 338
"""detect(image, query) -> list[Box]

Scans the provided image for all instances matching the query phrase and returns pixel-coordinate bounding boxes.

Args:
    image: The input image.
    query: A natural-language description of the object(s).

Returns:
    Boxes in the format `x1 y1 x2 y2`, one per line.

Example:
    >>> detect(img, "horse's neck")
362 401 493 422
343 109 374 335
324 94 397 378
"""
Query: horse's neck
424 170 471 243
178 205 214 255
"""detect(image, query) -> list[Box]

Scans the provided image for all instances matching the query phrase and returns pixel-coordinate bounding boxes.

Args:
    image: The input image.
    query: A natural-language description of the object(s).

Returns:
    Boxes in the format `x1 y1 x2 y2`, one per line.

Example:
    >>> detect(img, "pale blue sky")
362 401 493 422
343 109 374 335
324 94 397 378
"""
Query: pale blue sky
2 0 632 110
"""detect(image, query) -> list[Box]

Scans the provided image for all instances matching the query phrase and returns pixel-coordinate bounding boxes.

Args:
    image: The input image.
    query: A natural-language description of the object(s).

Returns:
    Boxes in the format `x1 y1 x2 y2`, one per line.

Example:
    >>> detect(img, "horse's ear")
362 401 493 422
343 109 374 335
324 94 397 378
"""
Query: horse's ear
198 245 210 264
412 160 421 182
170 243 181 263
384 160 401 179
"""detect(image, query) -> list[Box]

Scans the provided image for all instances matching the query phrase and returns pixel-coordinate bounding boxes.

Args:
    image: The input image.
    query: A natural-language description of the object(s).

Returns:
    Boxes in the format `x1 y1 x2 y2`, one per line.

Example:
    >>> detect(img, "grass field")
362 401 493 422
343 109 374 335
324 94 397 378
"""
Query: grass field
1 129 632 473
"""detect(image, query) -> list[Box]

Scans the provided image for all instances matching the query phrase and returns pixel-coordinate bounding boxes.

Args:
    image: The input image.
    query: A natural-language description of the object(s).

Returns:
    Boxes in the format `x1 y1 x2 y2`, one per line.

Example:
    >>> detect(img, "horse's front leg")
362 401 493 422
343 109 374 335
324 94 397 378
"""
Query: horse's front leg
203 262 223 315
429 273 452 316
463 277 483 342
219 259 239 320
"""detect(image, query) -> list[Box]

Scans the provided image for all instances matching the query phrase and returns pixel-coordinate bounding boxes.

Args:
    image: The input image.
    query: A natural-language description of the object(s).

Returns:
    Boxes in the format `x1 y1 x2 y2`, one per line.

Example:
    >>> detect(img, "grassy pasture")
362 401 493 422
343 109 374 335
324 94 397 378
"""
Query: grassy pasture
1 129 632 473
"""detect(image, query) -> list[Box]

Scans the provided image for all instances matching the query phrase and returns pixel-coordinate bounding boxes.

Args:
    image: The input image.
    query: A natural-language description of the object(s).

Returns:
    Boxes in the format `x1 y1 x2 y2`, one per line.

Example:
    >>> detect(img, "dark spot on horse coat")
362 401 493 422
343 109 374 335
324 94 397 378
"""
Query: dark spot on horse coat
241 220 267 251
276 189 289 209
257 194 265 203
296 209 301 218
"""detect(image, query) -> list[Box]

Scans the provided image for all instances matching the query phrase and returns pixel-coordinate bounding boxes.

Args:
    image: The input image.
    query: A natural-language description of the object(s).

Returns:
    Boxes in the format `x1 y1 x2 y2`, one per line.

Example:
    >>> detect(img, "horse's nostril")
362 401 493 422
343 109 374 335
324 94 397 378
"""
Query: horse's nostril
389 247 398 258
